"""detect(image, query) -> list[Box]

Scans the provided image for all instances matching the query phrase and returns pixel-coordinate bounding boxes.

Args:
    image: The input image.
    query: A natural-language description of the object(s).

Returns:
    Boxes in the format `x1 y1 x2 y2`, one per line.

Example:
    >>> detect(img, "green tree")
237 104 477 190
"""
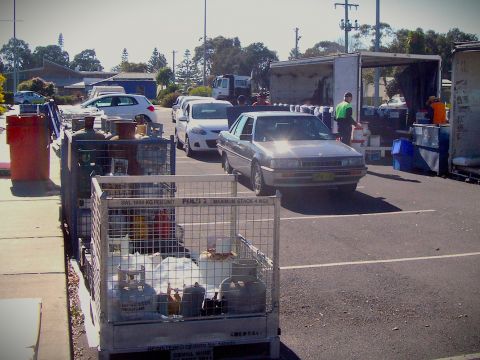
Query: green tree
0 38 34 71
121 48 128 63
301 41 344 57
176 50 202 91
0 74 6 114
148 48 167 73
71 49 103 71
17 77 55 96
352 23 395 51
156 67 174 87
193 36 242 76
32 45 69 67
240 42 278 89
58 33 64 50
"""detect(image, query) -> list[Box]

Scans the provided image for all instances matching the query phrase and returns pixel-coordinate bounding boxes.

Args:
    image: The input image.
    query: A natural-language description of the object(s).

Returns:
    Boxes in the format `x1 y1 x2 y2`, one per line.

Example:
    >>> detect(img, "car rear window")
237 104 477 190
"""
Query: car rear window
192 103 231 119
254 116 335 141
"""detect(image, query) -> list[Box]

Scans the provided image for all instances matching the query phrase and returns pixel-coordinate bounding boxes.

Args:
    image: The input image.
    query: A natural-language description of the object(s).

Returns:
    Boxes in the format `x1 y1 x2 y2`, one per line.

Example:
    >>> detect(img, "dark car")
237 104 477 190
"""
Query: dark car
217 111 367 196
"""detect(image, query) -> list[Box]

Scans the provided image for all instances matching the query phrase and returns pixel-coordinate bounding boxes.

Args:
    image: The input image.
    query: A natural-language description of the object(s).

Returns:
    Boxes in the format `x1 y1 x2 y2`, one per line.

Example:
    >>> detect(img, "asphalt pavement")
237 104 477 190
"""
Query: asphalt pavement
160 107 480 360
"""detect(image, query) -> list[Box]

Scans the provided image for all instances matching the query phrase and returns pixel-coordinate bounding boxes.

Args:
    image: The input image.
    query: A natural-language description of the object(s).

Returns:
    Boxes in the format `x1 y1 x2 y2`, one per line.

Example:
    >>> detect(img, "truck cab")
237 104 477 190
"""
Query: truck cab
212 74 251 103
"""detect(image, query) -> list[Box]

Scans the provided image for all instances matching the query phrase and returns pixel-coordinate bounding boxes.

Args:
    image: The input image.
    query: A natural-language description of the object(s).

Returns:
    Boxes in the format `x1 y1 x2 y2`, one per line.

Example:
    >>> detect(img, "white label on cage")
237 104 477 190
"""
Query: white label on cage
170 347 213 360
114 197 273 207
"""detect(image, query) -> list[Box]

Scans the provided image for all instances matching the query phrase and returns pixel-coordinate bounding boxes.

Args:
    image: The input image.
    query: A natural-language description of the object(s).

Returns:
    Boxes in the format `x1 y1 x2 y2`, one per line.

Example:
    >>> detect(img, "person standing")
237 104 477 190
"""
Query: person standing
426 96 447 125
335 92 360 145
236 95 247 106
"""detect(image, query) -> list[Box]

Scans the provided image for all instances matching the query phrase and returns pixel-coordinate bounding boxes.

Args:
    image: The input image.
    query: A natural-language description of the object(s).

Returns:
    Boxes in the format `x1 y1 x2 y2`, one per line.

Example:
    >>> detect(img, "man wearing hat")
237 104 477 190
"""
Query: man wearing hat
426 95 447 125
335 92 361 145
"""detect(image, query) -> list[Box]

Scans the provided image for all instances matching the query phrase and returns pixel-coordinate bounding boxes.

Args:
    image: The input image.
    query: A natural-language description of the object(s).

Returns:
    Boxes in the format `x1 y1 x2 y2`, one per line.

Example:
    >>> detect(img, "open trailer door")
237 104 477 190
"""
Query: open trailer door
333 54 361 133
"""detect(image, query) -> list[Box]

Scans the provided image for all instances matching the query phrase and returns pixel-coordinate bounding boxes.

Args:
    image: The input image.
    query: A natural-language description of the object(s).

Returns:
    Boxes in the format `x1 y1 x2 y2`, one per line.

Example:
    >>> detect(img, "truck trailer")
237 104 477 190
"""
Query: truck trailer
270 52 442 153
449 42 480 181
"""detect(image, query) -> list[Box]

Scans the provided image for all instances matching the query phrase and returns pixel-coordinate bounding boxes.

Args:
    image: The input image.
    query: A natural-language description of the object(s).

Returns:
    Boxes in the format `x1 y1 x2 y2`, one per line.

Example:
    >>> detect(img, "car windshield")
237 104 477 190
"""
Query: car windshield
254 116 335 141
192 103 230 119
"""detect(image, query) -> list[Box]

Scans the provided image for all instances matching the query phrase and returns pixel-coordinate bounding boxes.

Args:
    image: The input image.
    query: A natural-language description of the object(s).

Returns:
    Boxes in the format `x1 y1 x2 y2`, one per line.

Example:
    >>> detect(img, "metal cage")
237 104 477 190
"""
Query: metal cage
60 130 175 259
90 176 280 359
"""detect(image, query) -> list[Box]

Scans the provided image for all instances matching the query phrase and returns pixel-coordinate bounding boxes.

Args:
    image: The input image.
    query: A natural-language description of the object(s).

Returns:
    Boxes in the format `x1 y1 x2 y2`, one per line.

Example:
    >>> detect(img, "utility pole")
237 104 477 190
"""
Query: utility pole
0 0 22 91
335 0 359 53
374 0 380 106
172 50 176 84
294 27 301 59
203 0 207 86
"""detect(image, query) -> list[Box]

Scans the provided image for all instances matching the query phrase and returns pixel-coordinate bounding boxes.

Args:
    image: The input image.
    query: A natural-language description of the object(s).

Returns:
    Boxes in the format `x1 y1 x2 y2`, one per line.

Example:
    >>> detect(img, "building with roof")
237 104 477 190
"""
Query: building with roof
4 58 116 96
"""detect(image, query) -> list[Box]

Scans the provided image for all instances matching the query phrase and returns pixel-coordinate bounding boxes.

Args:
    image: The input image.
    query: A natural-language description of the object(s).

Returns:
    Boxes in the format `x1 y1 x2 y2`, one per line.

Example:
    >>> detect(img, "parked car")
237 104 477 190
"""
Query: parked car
171 95 185 122
175 99 233 156
14 91 46 104
173 96 214 123
80 94 158 123
217 111 367 196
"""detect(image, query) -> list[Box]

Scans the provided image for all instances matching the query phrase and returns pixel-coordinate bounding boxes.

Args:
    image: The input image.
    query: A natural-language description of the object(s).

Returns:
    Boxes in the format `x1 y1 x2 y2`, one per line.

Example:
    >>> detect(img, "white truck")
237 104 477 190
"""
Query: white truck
212 74 251 104
270 52 442 154
449 42 480 181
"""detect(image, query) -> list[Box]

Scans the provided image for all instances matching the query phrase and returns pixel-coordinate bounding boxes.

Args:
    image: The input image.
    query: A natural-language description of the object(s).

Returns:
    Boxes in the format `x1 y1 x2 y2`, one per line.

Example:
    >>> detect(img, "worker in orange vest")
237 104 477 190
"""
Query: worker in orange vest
426 96 447 125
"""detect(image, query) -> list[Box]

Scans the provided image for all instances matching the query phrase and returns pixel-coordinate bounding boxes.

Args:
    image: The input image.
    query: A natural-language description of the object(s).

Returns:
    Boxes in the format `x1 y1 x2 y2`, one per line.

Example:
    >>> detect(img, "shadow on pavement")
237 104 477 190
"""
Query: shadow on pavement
279 188 401 216
10 179 61 197
367 170 422 183
280 342 302 360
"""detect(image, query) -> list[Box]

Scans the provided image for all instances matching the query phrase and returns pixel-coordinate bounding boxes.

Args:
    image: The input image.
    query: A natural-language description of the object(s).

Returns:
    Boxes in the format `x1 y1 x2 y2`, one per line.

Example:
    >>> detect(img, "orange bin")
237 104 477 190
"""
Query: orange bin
6 114 50 180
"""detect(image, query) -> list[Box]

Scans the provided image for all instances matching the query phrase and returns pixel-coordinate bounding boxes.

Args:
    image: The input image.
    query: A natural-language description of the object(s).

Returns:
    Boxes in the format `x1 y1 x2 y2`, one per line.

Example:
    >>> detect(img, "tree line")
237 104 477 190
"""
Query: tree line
0 26 477 92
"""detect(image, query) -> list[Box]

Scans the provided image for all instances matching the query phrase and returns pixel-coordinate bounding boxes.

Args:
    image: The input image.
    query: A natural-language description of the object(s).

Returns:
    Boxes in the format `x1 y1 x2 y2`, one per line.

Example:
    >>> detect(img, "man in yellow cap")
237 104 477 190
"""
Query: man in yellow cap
426 96 447 125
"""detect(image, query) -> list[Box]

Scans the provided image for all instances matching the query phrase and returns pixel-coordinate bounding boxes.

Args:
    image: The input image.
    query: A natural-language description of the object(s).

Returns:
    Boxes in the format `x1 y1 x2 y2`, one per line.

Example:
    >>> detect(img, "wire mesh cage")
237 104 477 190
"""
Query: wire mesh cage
60 130 175 259
90 176 280 358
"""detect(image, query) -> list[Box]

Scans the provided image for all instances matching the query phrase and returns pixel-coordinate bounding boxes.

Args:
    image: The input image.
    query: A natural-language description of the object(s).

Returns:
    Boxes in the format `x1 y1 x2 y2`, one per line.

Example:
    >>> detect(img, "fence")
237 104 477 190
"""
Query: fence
89 175 280 359
60 130 175 259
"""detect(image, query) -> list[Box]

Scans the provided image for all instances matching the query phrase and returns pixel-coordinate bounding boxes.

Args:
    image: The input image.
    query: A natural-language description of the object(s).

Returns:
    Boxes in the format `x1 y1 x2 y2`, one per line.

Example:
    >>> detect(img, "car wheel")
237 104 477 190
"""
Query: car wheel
184 136 194 157
175 130 183 149
222 153 233 174
142 115 152 123
251 161 273 196
337 183 357 193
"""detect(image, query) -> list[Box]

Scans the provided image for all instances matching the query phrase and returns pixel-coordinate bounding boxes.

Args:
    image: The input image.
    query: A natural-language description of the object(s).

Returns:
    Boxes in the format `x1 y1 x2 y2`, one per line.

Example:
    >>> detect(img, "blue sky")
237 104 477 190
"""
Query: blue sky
1 0 479 71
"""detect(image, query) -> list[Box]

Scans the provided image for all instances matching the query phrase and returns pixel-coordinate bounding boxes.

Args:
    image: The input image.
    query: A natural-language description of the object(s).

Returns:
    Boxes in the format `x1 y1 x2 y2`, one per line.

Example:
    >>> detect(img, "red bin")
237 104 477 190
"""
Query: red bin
6 114 50 180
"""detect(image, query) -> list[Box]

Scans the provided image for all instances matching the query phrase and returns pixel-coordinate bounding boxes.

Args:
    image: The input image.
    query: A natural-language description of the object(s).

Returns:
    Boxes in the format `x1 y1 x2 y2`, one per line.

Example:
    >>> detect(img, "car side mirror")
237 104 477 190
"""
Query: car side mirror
239 134 252 141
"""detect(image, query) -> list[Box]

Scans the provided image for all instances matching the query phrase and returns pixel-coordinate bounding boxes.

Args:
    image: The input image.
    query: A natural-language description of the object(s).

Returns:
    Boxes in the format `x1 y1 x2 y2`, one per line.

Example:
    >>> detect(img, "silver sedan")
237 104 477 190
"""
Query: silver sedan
217 111 367 196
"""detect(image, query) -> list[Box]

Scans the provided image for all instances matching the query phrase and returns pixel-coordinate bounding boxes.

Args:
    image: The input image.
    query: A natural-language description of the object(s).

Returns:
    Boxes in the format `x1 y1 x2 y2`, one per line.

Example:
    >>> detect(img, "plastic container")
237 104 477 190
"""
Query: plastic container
6 114 50 180
392 139 414 156
393 155 413 171
181 283 206 317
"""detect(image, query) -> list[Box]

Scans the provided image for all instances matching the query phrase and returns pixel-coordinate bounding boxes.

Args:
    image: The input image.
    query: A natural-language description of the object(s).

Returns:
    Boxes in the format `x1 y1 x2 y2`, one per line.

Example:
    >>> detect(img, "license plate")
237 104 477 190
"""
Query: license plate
170 347 213 360
312 172 335 181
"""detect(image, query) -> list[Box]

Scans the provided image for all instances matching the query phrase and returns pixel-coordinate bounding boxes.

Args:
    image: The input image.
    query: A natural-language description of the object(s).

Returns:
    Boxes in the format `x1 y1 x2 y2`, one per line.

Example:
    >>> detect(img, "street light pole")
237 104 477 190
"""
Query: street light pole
13 0 18 92
172 50 176 84
203 0 207 86
374 0 381 106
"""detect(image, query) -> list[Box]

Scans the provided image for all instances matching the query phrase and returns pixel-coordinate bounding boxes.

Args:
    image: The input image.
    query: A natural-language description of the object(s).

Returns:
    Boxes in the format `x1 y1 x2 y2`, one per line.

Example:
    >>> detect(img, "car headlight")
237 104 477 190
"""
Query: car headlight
270 159 300 169
341 157 364 166
189 126 207 135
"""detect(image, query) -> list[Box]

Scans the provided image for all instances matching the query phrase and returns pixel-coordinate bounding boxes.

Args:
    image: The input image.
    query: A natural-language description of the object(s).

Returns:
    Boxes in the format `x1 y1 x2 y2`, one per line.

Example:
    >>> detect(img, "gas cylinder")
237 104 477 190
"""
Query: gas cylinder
181 282 206 317
219 259 266 315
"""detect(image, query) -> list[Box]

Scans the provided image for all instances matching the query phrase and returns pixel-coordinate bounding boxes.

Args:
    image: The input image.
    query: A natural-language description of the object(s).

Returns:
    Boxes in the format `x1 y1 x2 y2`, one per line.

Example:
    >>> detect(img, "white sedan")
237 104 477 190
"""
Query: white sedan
173 96 214 123
80 93 159 123
175 99 232 157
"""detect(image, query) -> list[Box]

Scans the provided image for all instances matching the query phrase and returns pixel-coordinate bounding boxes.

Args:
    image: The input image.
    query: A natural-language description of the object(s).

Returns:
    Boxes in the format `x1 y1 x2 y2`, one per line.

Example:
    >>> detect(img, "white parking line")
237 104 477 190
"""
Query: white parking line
183 209 436 226
280 209 435 221
434 353 480 360
280 252 480 270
